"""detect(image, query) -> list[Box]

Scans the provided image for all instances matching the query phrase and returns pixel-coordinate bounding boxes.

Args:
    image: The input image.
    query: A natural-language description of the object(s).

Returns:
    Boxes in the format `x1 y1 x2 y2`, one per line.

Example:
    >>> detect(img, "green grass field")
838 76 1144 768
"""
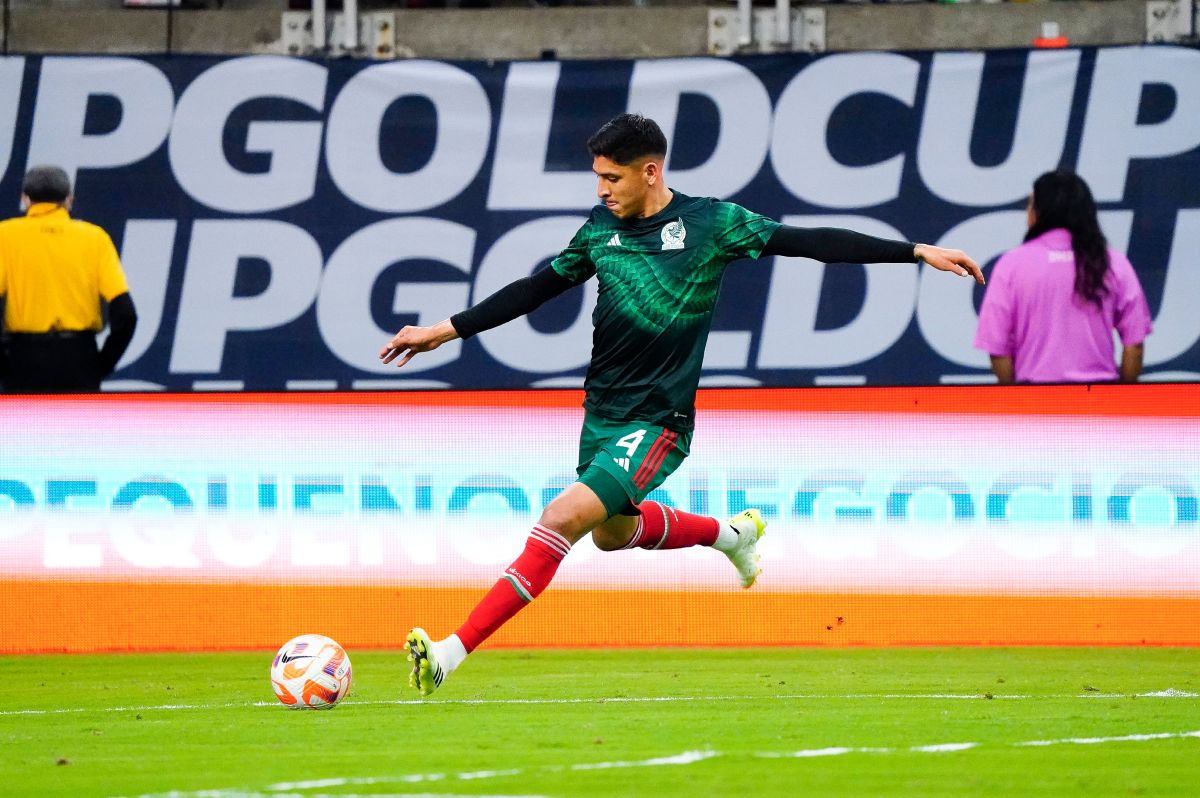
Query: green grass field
2 647 1198 797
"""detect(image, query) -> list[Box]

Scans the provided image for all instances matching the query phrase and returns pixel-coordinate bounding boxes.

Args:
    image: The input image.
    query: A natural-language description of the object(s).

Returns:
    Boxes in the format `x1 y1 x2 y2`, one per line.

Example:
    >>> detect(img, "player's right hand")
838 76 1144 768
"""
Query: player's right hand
379 320 459 368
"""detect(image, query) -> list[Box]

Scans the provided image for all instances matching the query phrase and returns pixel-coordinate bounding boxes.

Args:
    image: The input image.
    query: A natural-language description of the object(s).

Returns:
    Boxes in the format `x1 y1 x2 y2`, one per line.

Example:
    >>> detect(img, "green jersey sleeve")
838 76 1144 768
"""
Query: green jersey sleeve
550 221 598 283
713 201 781 262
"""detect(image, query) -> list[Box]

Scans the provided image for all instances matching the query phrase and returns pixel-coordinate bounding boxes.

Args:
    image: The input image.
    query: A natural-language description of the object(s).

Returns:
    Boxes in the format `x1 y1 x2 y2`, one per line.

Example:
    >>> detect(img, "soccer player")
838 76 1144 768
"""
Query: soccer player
380 113 983 696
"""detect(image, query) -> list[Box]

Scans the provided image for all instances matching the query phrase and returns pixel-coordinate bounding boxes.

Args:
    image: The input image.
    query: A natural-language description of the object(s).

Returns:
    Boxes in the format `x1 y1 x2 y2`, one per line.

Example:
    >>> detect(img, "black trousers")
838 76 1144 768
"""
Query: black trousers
1 333 103 393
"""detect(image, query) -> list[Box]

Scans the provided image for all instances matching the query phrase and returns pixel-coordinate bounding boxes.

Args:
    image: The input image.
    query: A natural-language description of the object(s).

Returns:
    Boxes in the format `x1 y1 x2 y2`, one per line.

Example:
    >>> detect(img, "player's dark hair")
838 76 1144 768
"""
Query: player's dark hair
587 113 667 166
1024 170 1110 308
22 165 72 204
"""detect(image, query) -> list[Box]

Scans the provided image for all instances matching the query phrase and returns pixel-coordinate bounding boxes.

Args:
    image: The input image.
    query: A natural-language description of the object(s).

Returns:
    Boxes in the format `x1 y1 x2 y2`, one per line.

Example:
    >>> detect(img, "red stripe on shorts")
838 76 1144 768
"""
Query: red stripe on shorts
633 429 677 490
632 431 671 487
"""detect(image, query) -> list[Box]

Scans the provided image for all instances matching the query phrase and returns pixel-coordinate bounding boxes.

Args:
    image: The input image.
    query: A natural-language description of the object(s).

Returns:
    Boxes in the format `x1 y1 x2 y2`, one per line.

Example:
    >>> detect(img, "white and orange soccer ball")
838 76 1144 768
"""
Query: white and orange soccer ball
270 634 353 709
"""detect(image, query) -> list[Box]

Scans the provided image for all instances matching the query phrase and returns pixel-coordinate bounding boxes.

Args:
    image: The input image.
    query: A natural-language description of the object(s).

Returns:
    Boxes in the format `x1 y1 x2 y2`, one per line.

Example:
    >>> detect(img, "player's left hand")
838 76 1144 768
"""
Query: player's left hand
914 243 985 285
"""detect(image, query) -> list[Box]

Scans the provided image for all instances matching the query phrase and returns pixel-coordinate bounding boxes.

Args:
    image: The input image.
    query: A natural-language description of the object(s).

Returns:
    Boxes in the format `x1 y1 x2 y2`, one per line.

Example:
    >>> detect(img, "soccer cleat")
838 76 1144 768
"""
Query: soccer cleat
406 627 447 697
724 508 767 589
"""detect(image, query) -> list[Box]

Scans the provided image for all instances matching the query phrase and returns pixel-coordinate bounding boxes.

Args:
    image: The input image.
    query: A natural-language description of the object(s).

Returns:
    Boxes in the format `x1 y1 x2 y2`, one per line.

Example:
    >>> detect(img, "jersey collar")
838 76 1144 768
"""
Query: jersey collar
618 190 685 230
25 202 69 219
1029 227 1073 250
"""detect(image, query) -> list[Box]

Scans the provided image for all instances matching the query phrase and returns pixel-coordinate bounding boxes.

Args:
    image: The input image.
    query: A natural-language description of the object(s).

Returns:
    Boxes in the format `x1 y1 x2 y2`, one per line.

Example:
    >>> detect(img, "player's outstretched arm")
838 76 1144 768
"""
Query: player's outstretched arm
762 226 984 285
378 266 581 369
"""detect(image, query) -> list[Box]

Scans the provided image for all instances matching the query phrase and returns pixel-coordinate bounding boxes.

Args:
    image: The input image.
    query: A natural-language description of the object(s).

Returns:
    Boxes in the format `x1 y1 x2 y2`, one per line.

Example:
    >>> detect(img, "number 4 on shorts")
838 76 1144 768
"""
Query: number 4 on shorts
615 429 646 457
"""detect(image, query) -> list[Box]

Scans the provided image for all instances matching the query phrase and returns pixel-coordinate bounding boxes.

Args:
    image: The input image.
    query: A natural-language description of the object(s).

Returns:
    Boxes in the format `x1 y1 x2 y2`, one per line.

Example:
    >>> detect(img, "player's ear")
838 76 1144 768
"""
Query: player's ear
643 159 661 186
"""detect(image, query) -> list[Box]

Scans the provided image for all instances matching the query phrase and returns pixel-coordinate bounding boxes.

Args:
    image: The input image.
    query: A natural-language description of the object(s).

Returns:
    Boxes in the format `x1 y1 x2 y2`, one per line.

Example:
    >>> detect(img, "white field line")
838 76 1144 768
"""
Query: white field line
123 752 717 798
912 742 979 753
760 729 1200 759
1139 689 1199 698
123 732 1200 798
125 793 550 798
264 752 717 792
457 769 522 781
569 750 719 770
1016 730 1200 747
9 690 1199 717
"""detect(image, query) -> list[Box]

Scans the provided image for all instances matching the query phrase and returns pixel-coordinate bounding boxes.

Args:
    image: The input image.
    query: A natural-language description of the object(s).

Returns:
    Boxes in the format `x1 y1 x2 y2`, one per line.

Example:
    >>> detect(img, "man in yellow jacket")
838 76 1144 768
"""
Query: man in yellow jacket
0 165 137 392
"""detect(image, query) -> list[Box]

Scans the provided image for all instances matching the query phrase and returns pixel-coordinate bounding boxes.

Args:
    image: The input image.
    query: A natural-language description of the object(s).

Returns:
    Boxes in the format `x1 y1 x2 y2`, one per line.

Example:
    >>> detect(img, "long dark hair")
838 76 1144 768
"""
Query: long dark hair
1024 170 1110 307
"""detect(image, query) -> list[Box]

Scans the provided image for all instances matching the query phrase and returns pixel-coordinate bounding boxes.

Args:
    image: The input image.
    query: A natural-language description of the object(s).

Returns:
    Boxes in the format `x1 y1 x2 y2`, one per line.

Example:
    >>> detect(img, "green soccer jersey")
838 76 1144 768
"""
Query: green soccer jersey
550 191 779 433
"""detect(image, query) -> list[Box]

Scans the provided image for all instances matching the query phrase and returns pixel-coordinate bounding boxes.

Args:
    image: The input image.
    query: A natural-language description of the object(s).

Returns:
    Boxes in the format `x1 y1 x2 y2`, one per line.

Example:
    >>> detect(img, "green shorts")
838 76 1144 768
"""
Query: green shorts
575 410 691 517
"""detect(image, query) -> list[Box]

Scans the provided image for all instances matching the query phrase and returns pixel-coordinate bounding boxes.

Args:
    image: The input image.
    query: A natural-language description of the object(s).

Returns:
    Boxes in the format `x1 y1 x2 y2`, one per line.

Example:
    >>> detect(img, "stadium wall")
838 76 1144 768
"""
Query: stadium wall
2 386 1198 653
0 46 1197 391
0 3 1151 59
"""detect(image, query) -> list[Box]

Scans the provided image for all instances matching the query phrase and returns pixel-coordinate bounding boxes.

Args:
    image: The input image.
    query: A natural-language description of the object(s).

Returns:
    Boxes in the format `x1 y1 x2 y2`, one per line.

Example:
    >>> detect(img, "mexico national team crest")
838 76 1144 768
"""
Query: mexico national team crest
660 218 686 250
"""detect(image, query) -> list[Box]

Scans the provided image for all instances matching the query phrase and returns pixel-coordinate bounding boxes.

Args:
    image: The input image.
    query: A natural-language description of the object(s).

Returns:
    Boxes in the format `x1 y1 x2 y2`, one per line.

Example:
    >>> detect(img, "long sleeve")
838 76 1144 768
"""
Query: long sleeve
450 267 581 340
98 291 137 376
762 225 917 264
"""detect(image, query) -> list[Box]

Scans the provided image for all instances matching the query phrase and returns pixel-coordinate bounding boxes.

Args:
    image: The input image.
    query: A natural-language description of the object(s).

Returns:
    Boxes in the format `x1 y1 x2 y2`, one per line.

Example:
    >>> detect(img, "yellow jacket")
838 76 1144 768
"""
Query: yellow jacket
0 203 128 333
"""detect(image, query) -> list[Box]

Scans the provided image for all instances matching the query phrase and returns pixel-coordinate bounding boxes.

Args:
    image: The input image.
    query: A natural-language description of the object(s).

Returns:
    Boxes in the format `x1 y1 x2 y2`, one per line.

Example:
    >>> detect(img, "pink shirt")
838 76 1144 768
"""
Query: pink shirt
974 228 1152 383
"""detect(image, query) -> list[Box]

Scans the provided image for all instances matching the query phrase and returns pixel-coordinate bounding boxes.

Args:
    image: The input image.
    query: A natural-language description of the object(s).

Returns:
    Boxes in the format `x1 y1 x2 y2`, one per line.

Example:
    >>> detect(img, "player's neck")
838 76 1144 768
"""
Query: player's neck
636 185 674 219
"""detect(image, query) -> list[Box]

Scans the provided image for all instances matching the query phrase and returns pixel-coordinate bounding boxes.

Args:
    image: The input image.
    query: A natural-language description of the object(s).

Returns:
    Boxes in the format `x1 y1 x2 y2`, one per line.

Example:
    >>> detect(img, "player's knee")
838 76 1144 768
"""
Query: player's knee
536 506 585 540
537 483 614 543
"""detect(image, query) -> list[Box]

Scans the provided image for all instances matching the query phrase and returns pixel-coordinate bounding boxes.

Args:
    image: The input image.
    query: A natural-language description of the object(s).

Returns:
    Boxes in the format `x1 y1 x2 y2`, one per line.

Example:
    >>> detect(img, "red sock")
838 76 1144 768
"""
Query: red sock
455 524 571 653
622 500 719 550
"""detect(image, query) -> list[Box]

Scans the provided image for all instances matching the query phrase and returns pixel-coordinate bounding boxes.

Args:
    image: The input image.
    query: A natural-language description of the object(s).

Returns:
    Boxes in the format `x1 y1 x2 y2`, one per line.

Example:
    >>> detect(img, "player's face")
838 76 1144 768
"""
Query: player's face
593 155 655 219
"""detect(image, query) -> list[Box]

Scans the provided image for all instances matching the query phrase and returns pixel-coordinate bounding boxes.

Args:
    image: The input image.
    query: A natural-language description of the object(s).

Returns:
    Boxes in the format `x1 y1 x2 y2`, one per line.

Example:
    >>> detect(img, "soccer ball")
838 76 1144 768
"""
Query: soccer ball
270 634 353 709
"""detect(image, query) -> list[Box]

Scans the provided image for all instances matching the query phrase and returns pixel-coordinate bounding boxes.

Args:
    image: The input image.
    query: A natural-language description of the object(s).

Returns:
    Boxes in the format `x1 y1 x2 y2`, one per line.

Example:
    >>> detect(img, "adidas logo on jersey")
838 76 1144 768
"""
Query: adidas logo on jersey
607 233 621 247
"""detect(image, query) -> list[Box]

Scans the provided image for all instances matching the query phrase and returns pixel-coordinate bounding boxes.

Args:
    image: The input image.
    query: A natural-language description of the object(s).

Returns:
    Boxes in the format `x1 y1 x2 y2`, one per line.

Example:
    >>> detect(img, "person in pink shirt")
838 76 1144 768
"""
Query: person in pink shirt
975 170 1153 384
